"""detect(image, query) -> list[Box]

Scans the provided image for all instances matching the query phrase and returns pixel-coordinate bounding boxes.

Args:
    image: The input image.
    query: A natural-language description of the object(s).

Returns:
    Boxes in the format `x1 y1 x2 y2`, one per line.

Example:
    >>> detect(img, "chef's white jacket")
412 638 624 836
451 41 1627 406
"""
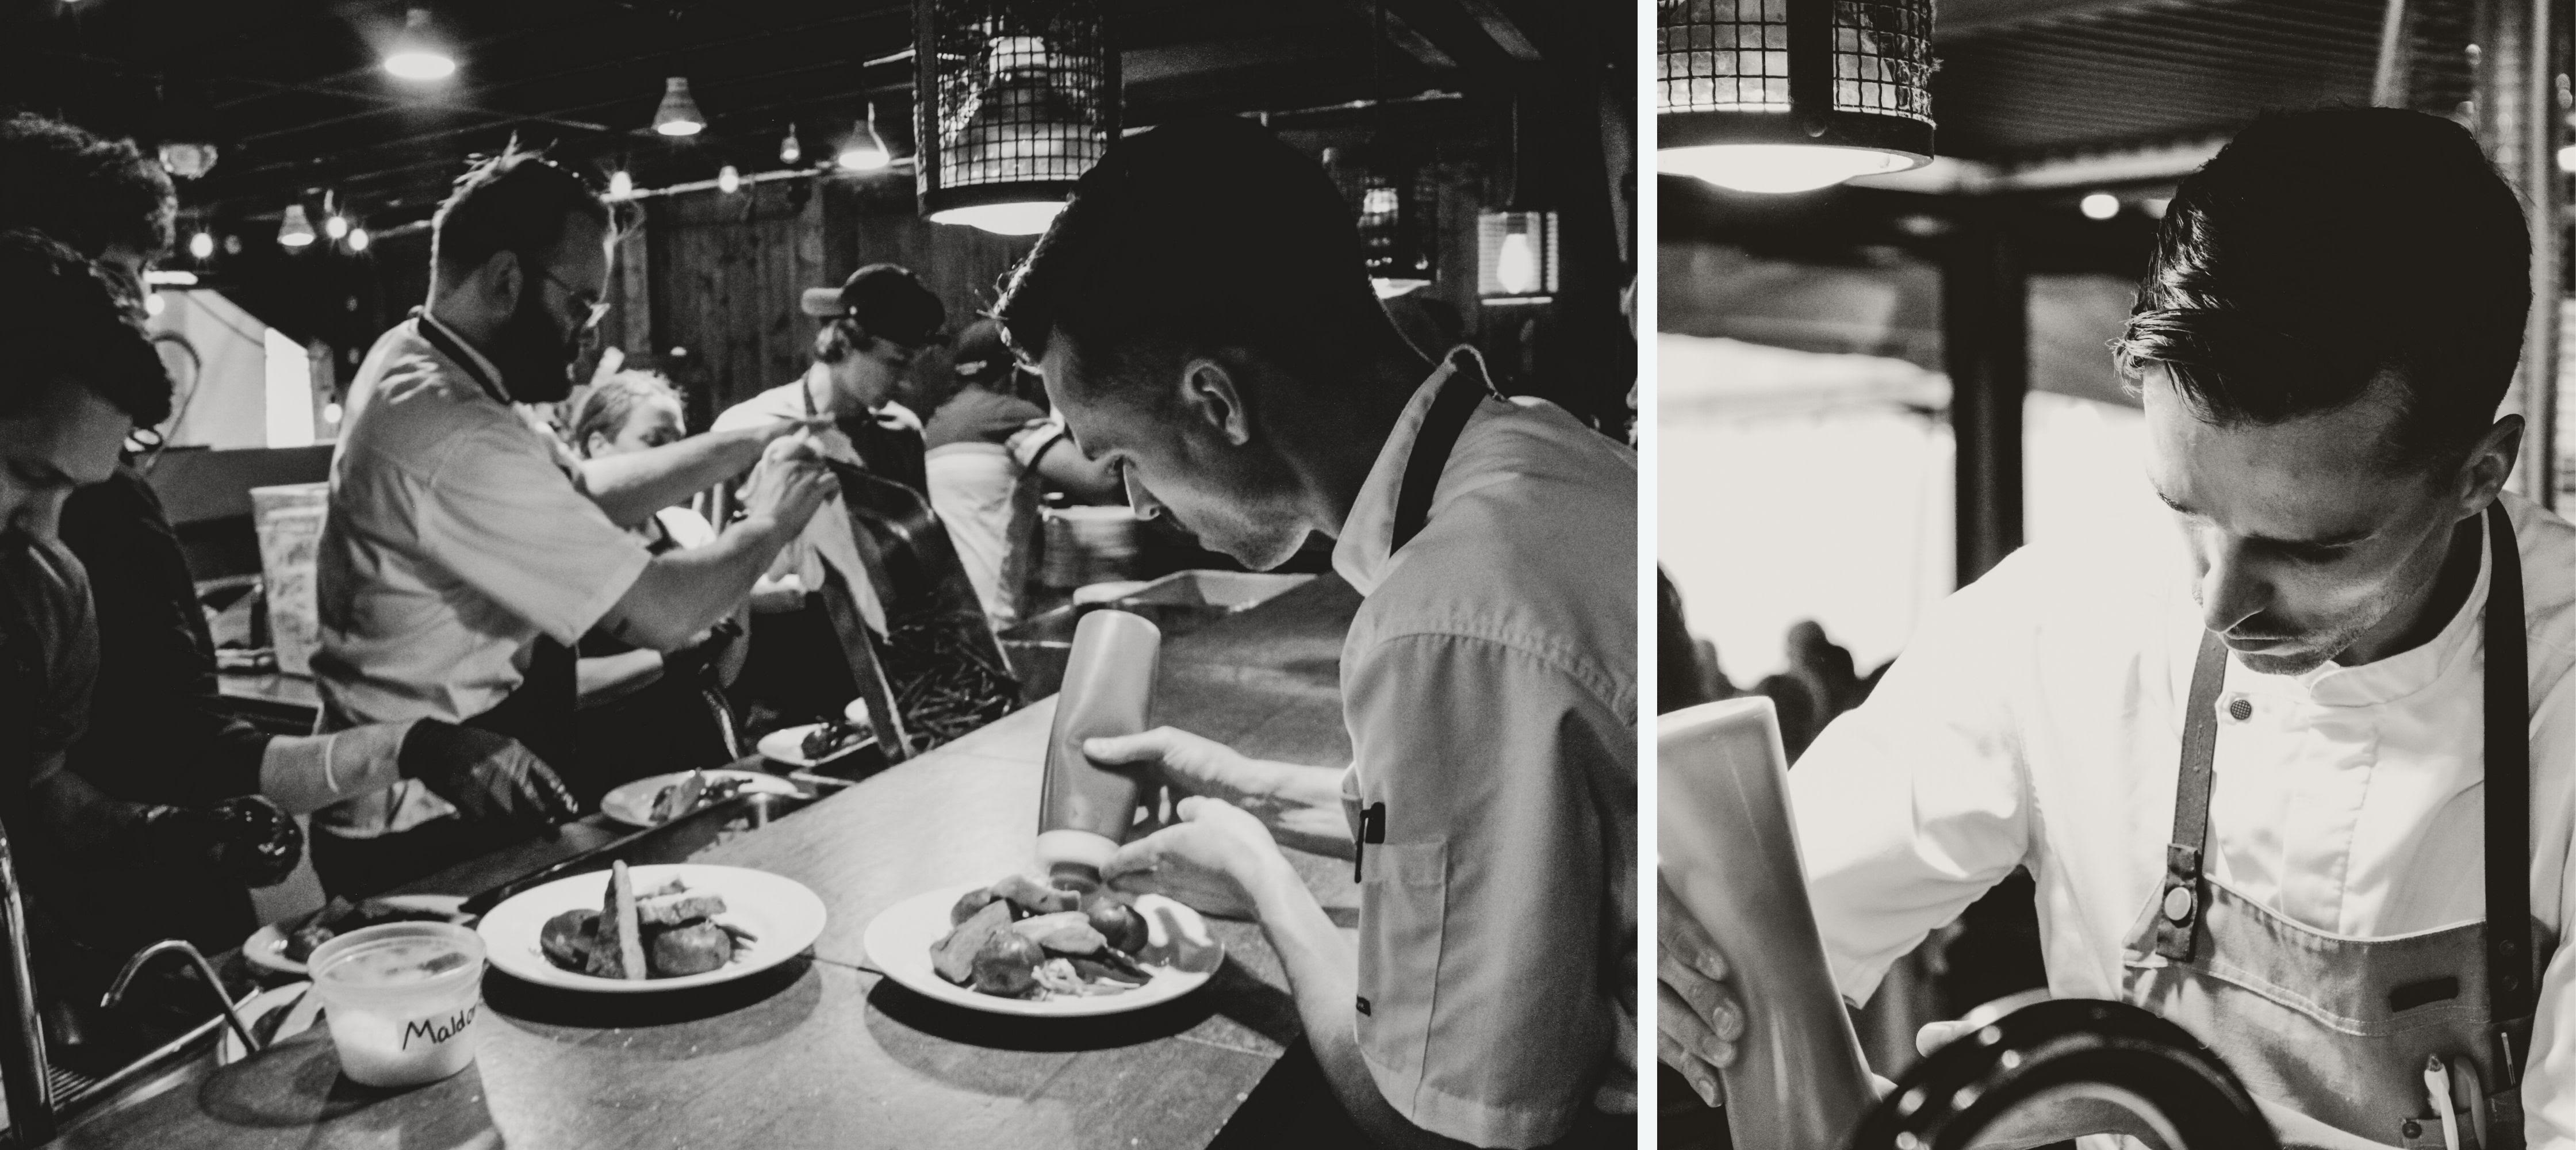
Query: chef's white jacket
1332 356 1638 1147
1789 491 2576 1145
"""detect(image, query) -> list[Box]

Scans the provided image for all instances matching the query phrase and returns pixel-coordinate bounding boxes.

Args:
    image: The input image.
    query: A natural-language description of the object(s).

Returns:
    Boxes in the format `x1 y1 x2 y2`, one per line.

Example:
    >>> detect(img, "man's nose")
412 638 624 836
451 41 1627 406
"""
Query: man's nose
1124 469 1164 521
2196 540 2268 633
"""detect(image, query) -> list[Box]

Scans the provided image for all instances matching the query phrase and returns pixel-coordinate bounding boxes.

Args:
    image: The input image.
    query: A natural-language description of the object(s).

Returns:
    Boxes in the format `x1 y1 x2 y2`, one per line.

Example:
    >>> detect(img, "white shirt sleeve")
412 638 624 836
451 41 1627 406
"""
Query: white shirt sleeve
1791 554 2038 1005
417 421 650 645
2525 665 2576 1148
1343 630 1628 1149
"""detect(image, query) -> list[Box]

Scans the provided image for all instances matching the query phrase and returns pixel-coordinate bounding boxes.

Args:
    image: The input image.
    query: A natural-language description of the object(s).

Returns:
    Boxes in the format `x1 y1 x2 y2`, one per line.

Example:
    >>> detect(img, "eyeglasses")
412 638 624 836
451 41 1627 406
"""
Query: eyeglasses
535 264 612 331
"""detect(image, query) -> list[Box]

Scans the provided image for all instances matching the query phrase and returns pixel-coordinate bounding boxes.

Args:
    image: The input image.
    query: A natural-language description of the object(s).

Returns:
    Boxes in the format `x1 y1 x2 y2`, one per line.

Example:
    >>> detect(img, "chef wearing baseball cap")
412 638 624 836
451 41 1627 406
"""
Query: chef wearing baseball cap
714 264 946 714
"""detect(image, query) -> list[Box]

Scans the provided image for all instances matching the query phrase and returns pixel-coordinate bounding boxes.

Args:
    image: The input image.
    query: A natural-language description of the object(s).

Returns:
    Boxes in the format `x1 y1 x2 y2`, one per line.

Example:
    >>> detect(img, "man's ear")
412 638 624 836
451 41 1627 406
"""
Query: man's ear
482 248 525 313
2455 413 2523 516
1179 357 1252 446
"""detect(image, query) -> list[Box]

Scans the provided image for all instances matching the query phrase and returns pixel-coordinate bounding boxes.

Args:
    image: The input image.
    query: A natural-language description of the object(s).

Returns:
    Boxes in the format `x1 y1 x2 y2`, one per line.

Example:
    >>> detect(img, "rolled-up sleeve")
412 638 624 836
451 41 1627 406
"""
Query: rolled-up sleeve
418 424 648 645
1791 560 2036 1005
1343 629 1628 1148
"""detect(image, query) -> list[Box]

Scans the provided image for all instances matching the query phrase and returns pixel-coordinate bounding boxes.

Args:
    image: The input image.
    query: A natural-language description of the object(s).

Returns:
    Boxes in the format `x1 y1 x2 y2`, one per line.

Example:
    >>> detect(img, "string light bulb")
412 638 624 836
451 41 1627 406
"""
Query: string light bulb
607 170 635 200
187 232 214 260
347 227 371 252
780 123 803 165
717 165 742 193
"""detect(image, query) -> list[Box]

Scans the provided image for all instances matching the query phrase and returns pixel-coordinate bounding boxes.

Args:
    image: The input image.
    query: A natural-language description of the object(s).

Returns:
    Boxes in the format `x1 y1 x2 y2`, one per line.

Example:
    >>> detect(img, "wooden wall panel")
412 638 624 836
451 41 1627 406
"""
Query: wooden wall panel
642 179 830 422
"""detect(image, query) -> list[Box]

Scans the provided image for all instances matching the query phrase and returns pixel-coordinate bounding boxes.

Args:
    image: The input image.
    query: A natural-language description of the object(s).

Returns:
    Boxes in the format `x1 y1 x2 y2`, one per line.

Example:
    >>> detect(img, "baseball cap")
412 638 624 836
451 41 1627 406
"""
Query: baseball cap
952 318 1017 385
799 263 948 349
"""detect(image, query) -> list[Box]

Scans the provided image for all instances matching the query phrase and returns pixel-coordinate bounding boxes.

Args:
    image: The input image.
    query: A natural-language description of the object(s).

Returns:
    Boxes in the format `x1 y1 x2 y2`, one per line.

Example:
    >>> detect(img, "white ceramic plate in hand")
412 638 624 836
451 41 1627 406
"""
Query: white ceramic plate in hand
863 880 1224 1018
757 722 873 769
478 864 826 993
599 769 802 829
243 895 471 979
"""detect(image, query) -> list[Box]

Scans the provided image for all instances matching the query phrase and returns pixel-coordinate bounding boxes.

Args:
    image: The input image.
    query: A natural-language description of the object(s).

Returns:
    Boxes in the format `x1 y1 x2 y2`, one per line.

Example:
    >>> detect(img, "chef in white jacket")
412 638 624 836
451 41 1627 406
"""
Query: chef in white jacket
1660 109 2576 1150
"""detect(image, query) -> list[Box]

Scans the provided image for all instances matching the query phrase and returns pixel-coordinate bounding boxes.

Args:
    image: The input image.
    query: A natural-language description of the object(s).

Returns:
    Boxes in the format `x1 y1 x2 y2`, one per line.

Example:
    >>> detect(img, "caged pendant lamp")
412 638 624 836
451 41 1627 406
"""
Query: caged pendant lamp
914 0 1117 235
1657 0 1935 194
1347 156 1434 295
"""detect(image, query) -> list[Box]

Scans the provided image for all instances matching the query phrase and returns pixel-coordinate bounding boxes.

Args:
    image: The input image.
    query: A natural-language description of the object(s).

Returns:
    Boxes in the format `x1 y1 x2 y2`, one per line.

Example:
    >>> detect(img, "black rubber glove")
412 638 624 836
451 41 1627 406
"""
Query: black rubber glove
397 720 581 826
135 796 304 887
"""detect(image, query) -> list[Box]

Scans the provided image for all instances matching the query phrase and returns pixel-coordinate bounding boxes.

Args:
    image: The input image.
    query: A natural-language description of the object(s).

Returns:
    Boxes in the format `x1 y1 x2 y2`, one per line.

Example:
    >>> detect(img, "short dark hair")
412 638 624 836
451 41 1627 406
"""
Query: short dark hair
992 117 1388 398
431 144 614 282
0 229 172 425
569 369 682 455
0 113 177 262
2111 108 2529 467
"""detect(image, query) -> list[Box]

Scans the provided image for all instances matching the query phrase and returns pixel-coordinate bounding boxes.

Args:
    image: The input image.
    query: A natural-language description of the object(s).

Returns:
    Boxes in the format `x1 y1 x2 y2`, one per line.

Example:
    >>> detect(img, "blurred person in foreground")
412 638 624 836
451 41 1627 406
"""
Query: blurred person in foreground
2 112 581 959
1659 109 2576 1149
997 117 1636 1149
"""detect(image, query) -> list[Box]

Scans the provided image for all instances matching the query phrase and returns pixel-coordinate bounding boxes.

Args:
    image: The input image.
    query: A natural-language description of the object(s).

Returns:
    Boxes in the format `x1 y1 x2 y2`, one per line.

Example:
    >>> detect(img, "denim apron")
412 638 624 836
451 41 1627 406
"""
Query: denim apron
2121 502 2541 1150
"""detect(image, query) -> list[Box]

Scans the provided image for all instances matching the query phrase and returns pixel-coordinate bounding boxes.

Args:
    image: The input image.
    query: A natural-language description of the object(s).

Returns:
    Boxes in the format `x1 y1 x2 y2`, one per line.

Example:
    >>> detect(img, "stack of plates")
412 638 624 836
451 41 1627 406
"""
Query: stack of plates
1041 505 1143 589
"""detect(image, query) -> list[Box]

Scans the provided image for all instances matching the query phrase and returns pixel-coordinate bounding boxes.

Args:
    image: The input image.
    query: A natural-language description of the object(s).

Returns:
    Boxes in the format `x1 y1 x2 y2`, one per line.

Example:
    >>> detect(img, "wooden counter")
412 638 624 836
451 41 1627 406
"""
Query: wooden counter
58 576 1368 1150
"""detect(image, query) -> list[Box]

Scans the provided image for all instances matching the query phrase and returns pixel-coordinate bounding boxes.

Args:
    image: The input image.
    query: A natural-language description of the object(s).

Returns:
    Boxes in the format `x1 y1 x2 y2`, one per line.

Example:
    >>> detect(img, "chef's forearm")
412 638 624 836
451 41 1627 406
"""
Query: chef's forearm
258 723 413 814
1251 859 1475 1150
600 515 796 650
1232 762 1355 860
581 425 771 528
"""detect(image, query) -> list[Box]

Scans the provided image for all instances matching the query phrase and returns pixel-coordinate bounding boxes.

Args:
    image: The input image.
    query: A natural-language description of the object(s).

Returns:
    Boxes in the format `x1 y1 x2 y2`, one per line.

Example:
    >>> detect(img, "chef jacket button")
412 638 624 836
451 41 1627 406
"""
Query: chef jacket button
2162 885 2195 923
2402 1120 2422 1140
2224 695 2253 722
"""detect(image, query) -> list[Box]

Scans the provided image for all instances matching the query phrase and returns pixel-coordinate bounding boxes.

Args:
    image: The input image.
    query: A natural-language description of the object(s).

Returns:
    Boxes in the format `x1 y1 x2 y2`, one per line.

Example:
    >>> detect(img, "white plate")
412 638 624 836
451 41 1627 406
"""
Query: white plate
599 769 802 829
243 895 471 979
478 864 826 993
863 880 1223 1018
220 982 324 1064
757 722 873 769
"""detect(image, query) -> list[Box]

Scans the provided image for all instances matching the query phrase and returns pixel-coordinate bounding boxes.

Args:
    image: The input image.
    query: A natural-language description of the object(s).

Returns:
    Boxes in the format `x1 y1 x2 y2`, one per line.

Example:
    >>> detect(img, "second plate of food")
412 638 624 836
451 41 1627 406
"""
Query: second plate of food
244 895 472 978
478 863 826 993
864 879 1223 1018
599 770 801 828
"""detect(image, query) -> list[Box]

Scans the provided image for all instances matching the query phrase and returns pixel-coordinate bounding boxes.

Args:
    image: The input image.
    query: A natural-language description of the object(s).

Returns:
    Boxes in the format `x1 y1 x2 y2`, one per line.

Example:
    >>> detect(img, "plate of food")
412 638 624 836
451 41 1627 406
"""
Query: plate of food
756 717 872 769
863 875 1224 1018
477 861 826 992
245 895 473 977
600 769 802 828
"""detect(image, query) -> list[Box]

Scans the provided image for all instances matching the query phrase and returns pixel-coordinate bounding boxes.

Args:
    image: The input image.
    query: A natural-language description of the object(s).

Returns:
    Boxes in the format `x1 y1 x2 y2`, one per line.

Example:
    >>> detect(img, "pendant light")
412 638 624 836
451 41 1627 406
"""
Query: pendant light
915 0 1118 235
836 104 892 171
1478 98 1558 302
383 8 458 81
1657 0 1935 194
780 122 804 165
1330 147 1434 294
277 204 317 248
653 76 707 136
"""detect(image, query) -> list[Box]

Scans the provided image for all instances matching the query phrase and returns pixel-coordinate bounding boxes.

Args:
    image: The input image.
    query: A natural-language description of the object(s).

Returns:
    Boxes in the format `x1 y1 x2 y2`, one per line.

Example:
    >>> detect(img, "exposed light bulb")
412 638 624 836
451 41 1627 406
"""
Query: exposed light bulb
2079 192 2120 220
717 165 742 194
607 170 635 200
347 227 371 252
1496 231 1539 295
187 232 215 260
780 124 803 165
325 214 350 240
1659 143 1918 194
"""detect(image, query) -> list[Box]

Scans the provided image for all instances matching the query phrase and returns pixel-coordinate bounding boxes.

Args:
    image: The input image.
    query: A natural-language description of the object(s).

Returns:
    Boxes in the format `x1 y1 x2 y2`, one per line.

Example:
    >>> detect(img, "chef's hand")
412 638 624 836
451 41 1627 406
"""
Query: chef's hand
1082 727 1262 804
1102 796 1285 921
134 796 304 887
398 720 580 826
1659 873 1745 1109
742 435 836 529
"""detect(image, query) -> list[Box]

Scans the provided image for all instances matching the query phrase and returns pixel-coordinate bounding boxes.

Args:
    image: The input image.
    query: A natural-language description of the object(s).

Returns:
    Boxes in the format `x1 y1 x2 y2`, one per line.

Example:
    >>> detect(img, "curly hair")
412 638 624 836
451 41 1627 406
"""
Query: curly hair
0 113 178 262
0 229 172 425
2110 109 2529 469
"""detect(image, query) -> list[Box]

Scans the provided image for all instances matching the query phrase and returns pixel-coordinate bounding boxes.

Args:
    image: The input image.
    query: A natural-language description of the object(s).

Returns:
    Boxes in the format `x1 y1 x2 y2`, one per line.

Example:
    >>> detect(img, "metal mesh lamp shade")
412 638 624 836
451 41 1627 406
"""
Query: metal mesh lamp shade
1657 0 1934 193
1477 210 1558 301
915 0 1117 235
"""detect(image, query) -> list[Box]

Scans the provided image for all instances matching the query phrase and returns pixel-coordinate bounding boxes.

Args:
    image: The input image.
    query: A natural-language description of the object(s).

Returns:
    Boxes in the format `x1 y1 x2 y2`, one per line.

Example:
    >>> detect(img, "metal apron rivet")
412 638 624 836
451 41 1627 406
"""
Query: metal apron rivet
2162 885 2195 923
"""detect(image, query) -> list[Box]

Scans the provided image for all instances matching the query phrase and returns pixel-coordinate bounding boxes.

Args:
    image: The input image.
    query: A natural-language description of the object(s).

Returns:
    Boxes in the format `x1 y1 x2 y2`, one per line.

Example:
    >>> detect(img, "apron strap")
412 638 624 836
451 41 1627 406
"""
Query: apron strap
1391 350 1500 553
2155 628 2231 962
2482 500 2532 1088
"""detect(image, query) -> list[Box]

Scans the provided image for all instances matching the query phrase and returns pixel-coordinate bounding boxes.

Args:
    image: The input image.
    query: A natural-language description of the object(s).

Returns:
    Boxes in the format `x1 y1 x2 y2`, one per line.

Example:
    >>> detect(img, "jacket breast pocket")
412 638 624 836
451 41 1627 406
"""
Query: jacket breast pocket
1356 837 1449 1092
